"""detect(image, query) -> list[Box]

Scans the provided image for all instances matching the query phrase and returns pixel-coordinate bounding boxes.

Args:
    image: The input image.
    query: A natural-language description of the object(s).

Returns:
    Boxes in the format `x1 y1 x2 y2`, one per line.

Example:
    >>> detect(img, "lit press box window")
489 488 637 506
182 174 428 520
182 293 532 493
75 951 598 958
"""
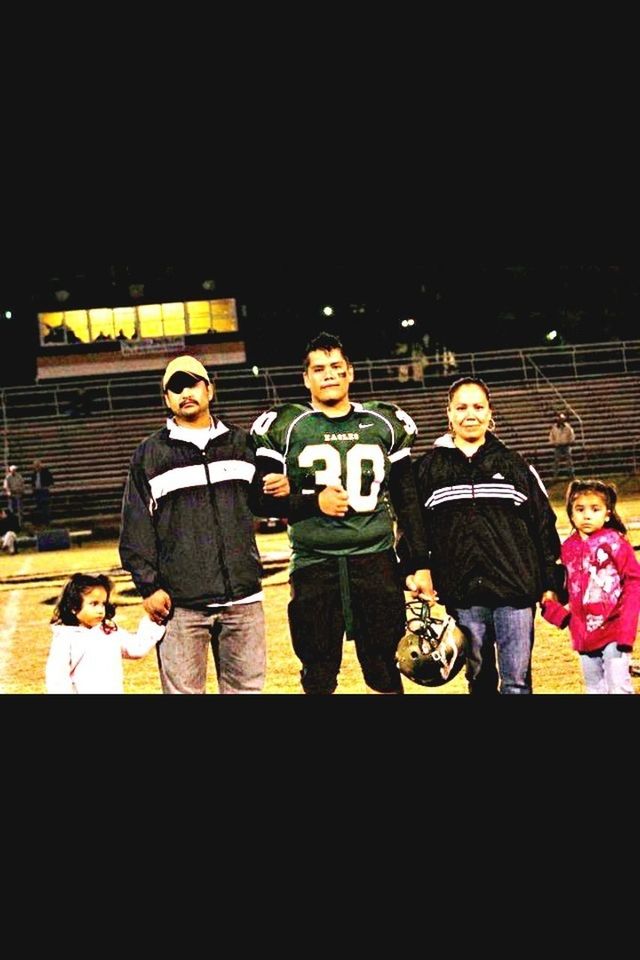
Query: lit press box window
161 302 186 337
89 308 115 341
209 298 238 332
186 301 211 334
113 306 137 340
138 304 164 339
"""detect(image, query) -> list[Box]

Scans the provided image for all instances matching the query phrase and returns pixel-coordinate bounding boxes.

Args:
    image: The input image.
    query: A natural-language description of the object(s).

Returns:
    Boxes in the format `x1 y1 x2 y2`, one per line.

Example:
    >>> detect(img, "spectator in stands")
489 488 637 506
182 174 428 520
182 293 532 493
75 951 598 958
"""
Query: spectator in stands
0 507 18 555
549 412 576 480
442 349 458 376
79 388 94 416
67 388 94 418
119 355 289 695
414 376 562 694
3 465 25 529
67 389 82 417
542 479 640 694
44 325 63 343
63 322 81 344
30 459 54 527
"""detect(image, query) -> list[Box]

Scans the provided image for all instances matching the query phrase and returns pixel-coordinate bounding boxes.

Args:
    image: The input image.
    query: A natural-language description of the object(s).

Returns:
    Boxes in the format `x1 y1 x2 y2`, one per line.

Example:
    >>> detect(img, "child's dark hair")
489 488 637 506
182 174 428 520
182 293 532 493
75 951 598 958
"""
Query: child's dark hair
51 573 116 627
447 376 493 407
565 478 627 535
303 332 350 370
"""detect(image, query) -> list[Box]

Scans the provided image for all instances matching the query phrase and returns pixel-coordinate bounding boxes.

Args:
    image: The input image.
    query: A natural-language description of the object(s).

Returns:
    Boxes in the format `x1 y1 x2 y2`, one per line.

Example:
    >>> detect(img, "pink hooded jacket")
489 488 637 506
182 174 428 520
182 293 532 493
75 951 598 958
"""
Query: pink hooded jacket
545 528 640 653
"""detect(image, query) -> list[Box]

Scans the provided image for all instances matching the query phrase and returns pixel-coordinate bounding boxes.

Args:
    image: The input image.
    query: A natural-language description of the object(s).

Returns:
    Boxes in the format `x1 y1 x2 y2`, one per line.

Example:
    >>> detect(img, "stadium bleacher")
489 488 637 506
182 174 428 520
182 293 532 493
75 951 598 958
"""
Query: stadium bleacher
2 340 639 528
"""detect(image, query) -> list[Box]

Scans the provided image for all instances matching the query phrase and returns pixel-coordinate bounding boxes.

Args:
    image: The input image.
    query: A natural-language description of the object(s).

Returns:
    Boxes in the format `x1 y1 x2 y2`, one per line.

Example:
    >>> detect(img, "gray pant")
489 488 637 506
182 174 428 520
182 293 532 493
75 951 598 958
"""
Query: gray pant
580 644 634 694
157 602 266 694
552 444 574 478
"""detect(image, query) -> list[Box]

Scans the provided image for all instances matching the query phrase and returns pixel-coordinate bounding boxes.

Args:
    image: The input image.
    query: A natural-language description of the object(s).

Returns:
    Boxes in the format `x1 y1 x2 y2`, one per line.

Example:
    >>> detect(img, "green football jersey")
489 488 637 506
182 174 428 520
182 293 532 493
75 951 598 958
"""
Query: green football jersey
251 401 418 569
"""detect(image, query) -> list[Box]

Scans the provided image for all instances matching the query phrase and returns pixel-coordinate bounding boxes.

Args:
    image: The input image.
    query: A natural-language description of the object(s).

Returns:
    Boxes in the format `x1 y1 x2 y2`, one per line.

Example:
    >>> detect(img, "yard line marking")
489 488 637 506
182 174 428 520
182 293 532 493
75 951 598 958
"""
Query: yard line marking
0 558 33 692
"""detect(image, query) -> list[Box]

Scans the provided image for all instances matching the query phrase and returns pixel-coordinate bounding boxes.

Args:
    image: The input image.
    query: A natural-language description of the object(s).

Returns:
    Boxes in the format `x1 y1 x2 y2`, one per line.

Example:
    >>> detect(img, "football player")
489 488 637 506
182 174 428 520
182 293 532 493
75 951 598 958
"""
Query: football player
251 332 431 694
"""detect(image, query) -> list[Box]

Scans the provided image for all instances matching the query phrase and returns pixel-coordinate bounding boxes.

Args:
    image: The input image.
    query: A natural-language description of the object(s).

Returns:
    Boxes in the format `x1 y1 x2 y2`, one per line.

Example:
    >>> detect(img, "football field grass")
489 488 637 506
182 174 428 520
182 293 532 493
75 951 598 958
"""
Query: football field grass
1 490 639 695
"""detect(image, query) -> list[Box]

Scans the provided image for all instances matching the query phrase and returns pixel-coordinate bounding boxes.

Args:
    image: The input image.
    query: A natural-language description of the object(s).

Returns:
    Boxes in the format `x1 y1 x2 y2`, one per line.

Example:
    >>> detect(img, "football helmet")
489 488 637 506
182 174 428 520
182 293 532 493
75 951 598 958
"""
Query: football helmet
396 598 467 687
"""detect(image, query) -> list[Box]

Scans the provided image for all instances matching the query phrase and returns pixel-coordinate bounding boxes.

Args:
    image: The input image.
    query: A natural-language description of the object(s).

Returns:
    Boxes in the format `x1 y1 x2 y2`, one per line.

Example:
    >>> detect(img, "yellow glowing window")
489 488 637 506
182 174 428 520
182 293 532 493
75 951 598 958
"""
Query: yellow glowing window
39 311 64 344
161 302 186 336
186 301 212 334
113 307 138 339
39 297 241 347
64 310 90 343
209 299 238 332
40 311 64 326
89 308 115 341
138 304 163 339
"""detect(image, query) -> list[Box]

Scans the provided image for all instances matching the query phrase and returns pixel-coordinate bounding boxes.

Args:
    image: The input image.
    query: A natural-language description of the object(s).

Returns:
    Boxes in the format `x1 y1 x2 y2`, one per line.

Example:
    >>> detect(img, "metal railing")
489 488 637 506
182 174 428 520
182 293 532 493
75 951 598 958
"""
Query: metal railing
1 338 639 431
524 355 586 451
1 390 8 474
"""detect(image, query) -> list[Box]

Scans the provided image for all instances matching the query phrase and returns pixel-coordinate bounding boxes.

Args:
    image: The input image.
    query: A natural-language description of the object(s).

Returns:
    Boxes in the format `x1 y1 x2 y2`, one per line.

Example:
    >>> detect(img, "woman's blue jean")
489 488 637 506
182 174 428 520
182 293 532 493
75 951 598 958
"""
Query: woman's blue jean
453 605 536 695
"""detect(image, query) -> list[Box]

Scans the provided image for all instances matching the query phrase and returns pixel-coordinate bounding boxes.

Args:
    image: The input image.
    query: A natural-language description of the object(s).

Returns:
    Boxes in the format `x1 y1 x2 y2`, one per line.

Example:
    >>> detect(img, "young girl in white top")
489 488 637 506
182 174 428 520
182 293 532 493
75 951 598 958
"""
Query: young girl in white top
46 573 165 694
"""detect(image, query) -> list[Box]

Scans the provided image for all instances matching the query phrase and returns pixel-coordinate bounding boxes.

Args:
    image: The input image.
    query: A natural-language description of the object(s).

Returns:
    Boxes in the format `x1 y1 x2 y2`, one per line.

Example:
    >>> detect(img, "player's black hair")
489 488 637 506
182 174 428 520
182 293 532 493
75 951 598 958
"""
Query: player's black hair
303 332 351 369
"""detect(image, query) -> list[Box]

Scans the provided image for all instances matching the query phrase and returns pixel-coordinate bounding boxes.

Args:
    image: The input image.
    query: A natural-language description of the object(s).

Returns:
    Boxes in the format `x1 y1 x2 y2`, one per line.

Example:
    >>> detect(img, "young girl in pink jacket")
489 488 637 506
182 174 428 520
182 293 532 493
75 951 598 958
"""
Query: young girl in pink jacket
543 479 640 694
46 573 165 694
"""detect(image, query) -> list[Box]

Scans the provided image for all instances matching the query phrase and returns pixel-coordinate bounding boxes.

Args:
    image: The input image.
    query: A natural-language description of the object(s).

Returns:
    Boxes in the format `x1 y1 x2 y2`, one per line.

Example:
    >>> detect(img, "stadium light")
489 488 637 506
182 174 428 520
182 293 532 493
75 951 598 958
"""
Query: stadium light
545 329 558 342
322 306 334 317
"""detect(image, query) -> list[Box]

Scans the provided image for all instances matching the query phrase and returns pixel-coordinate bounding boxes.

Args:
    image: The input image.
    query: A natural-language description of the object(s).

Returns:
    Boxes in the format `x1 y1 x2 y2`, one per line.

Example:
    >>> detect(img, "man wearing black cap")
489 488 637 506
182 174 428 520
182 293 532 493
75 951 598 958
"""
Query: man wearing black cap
119 355 288 694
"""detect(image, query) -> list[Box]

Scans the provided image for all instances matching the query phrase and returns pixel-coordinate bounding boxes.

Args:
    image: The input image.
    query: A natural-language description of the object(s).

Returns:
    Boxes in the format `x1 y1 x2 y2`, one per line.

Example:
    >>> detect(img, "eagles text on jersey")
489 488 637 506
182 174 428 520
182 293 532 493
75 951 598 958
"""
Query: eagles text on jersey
251 401 417 569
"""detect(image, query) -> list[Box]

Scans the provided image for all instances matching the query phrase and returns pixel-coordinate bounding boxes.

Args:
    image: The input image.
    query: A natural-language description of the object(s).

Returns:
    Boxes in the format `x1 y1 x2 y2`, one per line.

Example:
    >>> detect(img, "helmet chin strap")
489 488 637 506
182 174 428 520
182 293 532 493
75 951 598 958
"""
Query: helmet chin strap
430 626 462 679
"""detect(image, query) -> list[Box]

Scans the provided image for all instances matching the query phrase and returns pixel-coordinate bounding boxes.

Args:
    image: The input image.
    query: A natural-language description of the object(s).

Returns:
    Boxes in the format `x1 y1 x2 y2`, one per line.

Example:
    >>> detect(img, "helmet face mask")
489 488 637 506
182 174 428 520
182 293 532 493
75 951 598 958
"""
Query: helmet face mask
396 598 467 687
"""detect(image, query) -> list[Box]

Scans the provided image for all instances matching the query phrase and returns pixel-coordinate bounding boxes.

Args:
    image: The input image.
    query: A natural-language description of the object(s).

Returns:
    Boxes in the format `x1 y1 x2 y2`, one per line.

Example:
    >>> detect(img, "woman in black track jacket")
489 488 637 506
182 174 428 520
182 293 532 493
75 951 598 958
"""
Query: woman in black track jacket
415 377 562 695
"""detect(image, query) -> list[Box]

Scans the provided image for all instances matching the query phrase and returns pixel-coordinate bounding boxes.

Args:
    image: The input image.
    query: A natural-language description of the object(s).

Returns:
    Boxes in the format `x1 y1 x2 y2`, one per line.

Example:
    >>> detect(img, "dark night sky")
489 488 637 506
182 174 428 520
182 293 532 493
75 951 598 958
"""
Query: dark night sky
1 264 638 385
